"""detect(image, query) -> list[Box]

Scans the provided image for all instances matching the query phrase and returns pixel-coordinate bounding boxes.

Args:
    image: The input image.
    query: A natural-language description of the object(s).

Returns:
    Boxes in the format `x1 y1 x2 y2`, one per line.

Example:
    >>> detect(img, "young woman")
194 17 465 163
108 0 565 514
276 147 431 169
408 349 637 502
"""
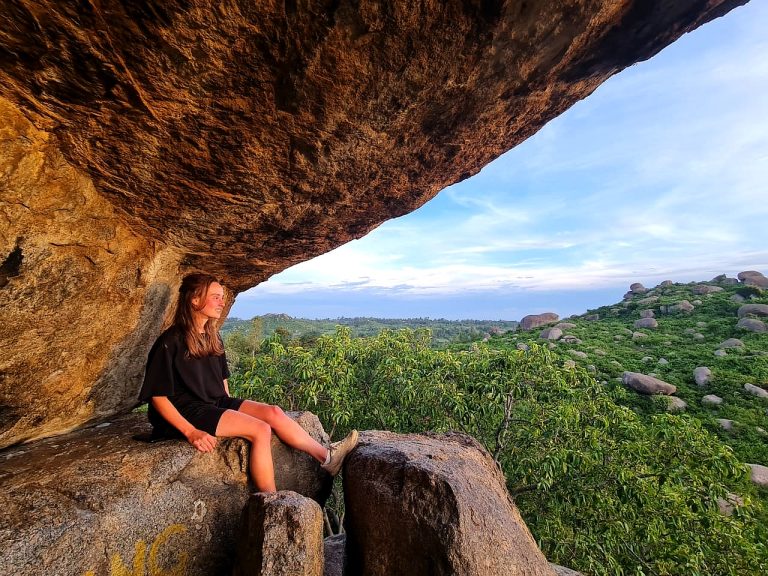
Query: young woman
138 273 358 492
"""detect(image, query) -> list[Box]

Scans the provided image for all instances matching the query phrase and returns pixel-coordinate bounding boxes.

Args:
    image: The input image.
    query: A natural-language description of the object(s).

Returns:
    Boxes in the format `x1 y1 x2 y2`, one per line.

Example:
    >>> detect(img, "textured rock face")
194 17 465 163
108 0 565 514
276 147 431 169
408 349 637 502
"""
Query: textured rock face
521 312 560 331
234 492 324 576
622 372 676 395
0 411 331 576
343 430 554 576
0 0 748 446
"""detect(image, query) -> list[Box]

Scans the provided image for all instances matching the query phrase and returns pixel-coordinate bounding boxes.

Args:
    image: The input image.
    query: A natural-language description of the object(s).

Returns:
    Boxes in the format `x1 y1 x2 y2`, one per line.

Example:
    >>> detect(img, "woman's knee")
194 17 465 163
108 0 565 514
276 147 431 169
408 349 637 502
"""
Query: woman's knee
248 419 272 443
263 404 286 425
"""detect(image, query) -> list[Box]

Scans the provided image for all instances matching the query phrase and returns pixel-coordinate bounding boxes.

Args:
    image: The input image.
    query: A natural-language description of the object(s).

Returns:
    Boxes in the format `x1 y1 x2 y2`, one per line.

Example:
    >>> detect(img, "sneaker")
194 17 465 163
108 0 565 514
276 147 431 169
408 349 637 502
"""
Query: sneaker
321 430 359 476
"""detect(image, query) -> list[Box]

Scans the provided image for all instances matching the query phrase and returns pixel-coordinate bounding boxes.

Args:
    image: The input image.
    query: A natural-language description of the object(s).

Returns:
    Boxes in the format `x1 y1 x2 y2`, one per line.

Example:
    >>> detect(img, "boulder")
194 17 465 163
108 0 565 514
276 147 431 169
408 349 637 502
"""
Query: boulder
717 493 744 516
748 463 768 488
712 274 739 285
639 309 655 318
516 343 530 351
540 327 563 341
563 359 577 369
323 534 345 576
661 300 694 314
738 271 768 288
693 367 712 387
632 331 647 340
0 0 749 446
629 282 647 294
737 304 768 318
584 314 600 322
569 350 588 359
744 384 768 399
0 413 331 576
692 284 723 295
637 296 660 306
344 431 555 576
665 397 688 412
593 349 607 356
702 395 723 407
718 338 744 349
717 419 734 432
738 271 764 281
622 372 676 395
737 318 767 333
521 313 560 331
659 280 674 287
561 335 583 345
693 333 705 340
234 492 324 576
731 294 746 303
714 349 727 357
658 358 668 365
634 318 658 329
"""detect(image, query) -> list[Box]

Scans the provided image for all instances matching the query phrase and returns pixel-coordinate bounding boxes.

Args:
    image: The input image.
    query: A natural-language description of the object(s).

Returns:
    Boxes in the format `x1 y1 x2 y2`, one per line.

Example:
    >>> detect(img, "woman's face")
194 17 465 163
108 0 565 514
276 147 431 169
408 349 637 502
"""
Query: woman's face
193 281 225 320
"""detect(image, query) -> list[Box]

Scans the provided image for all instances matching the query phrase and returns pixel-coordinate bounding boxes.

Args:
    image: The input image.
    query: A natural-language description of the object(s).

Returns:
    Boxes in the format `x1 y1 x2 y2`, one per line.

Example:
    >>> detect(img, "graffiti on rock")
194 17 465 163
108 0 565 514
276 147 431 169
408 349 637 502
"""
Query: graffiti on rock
83 523 188 576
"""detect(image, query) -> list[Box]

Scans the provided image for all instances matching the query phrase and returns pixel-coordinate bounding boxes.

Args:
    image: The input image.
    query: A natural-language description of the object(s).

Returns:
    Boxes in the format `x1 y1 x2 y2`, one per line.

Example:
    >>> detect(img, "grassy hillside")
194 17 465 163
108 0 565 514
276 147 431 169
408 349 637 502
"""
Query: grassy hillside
483 278 768 467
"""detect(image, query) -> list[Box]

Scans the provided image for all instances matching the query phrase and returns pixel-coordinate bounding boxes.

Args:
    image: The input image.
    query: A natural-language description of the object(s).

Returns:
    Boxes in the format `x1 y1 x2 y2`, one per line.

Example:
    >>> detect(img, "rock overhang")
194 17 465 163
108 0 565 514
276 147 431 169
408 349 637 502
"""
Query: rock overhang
0 0 750 446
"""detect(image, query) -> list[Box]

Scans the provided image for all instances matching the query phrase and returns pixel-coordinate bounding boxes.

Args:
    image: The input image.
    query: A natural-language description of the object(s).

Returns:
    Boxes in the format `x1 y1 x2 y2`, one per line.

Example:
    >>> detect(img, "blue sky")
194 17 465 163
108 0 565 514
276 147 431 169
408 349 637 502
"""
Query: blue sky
232 2 768 321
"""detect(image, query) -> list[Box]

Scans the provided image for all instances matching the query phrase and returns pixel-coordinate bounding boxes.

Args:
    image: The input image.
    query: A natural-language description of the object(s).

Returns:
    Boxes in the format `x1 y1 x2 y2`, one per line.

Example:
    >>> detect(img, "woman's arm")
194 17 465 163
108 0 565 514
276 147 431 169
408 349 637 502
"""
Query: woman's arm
151 396 217 452
223 378 230 396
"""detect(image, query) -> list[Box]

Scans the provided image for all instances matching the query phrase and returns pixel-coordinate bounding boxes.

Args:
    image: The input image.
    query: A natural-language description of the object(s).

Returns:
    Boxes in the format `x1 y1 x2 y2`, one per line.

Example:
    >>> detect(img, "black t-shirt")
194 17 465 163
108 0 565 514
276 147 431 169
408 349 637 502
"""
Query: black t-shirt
139 326 230 409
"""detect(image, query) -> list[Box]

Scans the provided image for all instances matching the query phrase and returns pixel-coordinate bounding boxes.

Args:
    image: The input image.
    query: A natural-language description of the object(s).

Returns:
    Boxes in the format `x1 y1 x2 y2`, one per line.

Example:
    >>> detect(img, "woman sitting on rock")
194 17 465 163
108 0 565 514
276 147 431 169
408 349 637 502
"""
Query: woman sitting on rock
138 272 358 492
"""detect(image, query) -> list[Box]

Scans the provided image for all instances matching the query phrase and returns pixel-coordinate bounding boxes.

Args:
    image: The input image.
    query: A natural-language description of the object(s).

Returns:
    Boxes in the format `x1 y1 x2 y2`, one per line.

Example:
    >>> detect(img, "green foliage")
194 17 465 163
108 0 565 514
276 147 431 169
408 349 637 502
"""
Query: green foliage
229 327 767 575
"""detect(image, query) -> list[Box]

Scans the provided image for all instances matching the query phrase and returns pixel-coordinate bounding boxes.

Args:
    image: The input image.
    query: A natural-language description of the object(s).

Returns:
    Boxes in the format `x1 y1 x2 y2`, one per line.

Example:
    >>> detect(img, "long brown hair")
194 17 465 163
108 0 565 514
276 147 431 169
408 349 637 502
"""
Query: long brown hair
174 273 225 358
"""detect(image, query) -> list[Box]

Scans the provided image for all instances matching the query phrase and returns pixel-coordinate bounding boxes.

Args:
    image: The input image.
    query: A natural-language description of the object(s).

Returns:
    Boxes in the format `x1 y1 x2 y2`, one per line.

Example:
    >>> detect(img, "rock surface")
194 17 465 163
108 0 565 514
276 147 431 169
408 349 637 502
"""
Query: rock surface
737 318 767 332
693 367 712 387
748 463 768 487
540 327 564 341
622 372 676 395
718 338 744 349
344 431 555 576
744 384 768 399
702 394 724 407
521 312 560 331
738 304 768 318
0 1 750 445
234 491 324 576
634 318 658 329
0 412 331 576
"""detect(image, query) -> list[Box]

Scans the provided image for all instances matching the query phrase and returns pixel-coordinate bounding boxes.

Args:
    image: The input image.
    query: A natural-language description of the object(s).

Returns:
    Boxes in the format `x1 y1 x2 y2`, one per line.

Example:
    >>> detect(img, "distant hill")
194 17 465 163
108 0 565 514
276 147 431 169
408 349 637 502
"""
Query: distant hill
222 314 519 346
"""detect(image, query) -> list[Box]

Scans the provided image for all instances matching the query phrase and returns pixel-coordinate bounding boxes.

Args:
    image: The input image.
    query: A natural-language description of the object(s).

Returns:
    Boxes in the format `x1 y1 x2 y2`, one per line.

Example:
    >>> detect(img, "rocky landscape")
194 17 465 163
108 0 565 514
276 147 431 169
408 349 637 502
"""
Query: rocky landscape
503 270 768 492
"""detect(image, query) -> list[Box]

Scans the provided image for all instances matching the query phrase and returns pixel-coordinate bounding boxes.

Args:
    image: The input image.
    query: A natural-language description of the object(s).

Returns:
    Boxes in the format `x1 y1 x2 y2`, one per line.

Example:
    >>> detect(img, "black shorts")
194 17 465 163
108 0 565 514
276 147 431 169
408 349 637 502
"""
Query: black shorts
149 396 244 438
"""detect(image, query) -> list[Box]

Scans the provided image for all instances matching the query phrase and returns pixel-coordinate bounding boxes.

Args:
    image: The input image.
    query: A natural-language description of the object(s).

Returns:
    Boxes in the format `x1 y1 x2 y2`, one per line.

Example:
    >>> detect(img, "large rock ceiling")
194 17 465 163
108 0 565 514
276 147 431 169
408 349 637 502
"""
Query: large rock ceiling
0 0 748 447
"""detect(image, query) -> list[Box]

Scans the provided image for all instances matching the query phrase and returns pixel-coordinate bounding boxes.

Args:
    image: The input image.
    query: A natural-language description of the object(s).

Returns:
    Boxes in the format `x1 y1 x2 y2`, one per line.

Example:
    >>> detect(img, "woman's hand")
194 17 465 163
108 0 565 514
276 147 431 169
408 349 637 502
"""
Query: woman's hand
185 428 217 452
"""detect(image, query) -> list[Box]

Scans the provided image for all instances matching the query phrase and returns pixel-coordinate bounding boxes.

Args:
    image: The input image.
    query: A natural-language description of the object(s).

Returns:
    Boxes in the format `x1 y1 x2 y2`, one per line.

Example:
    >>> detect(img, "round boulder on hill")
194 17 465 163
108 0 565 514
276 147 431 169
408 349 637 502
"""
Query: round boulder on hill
749 463 768 488
717 419 734 431
630 282 647 294
520 313 559 331
639 309 655 318
692 284 723 295
737 318 767 333
718 338 744 349
702 394 723 406
539 327 563 341
693 367 712 387
659 280 674 287
737 304 768 318
744 384 768 399
665 397 687 412
634 318 658 329
622 372 676 395
738 271 768 288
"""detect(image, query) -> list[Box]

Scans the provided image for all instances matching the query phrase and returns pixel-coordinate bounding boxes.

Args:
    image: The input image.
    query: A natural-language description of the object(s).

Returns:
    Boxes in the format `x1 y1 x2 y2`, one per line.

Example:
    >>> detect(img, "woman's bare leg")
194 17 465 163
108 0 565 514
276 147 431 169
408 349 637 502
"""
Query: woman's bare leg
238 400 329 463
216 410 276 492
